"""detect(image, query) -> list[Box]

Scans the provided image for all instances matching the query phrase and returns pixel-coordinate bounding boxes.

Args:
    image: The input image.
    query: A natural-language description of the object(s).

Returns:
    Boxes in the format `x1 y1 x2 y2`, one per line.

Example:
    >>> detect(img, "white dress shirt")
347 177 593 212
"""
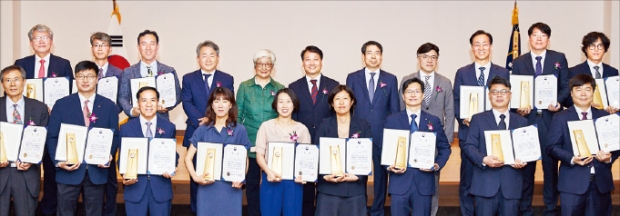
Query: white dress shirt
530 50 547 72
364 67 380 93
586 59 604 78
34 54 51 78
491 109 510 128
140 61 158 78
406 108 422 128
139 115 158 138
305 74 322 94
474 62 492 85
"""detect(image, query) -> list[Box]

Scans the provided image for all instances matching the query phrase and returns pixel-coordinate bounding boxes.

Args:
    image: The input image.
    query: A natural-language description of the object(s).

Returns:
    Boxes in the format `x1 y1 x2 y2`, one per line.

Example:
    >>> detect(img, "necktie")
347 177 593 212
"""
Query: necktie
83 100 91 127
310 79 318 104
581 112 588 120
535 56 543 76
498 114 506 130
147 66 153 77
410 114 418 133
12 104 23 124
38 59 46 78
145 122 153 139
478 67 486 86
204 74 212 97
99 68 104 79
368 72 376 102
594 66 601 79
424 75 432 105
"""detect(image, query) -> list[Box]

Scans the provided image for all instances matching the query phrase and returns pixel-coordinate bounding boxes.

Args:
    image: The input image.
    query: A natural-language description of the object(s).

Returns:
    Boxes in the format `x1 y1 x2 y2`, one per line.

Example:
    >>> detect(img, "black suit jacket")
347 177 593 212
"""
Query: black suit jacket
290 75 340 143
564 61 619 107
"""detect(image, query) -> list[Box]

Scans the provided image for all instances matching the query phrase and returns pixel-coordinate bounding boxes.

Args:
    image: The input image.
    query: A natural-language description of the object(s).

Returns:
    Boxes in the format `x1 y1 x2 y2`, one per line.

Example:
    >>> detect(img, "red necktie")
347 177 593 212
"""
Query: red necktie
84 100 91 127
38 59 46 78
310 79 318 104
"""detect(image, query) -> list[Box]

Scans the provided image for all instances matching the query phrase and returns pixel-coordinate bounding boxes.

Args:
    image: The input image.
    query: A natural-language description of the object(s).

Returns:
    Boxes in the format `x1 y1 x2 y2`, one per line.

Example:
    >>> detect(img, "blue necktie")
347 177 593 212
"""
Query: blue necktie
145 122 153 139
368 72 376 102
535 56 542 76
204 74 212 97
478 67 486 86
410 114 418 133
498 114 506 130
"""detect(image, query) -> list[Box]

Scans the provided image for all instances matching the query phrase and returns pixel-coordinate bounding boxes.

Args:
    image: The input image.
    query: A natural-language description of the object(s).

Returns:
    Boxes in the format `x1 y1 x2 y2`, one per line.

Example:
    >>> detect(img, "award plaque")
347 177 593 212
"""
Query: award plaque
468 93 479 120
572 130 591 156
519 81 530 109
125 149 139 179
271 147 283 176
491 134 504 162
395 136 408 169
66 133 79 165
203 148 216 181
330 145 344 177
592 85 604 110
0 132 6 163
26 83 36 98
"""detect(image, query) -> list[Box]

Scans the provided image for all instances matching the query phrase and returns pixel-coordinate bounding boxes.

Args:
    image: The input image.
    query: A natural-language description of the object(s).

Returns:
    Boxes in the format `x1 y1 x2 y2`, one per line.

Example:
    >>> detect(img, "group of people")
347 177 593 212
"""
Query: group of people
0 21 618 216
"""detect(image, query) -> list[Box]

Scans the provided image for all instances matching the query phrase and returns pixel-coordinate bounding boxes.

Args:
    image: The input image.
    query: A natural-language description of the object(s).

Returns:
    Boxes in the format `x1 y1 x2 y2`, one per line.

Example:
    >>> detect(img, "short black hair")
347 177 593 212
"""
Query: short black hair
74 60 99 76
361 41 383 54
137 30 159 44
272 88 300 113
300 45 323 60
417 42 440 56
581 31 610 56
469 30 493 45
528 22 551 38
569 74 596 91
136 86 160 100
401 78 425 95
489 76 511 89
327 85 357 113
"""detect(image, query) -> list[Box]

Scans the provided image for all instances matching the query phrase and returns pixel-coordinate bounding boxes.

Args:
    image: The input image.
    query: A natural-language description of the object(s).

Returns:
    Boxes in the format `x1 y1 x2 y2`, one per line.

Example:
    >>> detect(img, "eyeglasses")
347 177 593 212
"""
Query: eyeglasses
32 36 51 41
255 63 273 69
93 44 109 48
530 34 548 39
490 89 511 96
418 55 438 61
404 89 422 94
3 78 22 83
588 44 604 50
75 75 97 81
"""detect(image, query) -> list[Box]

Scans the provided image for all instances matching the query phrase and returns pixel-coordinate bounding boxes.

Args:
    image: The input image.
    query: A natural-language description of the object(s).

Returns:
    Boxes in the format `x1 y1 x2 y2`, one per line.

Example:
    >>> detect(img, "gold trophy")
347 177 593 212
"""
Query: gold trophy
395 136 408 169
330 145 343 177
491 134 504 162
26 83 36 99
66 133 79 165
0 132 7 163
271 147 283 177
592 85 604 109
519 81 530 109
203 148 216 181
139 82 149 89
468 93 479 121
125 149 138 179
572 130 591 157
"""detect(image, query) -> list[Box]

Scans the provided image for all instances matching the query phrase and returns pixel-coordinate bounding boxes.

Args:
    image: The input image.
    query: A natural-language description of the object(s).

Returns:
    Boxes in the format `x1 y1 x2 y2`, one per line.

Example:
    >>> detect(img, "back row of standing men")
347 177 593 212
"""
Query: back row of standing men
1 21 618 216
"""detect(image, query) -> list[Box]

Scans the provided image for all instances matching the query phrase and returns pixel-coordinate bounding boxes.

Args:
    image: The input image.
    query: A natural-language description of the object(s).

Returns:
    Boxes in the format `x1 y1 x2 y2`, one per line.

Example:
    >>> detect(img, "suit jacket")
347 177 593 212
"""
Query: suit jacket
181 69 234 147
104 64 123 78
400 72 455 143
46 94 120 185
512 50 569 126
453 63 510 142
290 75 340 143
345 68 399 149
120 117 177 202
463 110 527 199
564 61 619 108
383 110 451 195
0 96 49 197
14 54 73 80
315 116 370 197
118 61 181 120
546 106 619 195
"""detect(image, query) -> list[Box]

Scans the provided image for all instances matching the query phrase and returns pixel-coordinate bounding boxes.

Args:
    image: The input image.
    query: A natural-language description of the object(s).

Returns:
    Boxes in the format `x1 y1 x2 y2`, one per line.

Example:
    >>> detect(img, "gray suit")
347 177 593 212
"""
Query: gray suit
0 96 49 216
399 71 454 216
118 61 181 120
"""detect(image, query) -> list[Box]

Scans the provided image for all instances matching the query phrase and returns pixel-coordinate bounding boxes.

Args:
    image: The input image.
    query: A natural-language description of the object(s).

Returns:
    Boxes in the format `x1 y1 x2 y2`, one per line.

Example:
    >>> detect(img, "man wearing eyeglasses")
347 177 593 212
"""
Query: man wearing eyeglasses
462 76 528 216
399 42 454 216
511 22 570 216
564 32 619 114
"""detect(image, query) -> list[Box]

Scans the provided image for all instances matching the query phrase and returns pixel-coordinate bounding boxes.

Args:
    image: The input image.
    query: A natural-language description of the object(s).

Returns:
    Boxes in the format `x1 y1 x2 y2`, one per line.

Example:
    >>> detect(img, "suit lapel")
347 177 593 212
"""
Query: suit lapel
579 61 590 75
25 56 35 78
543 52 555 75
523 53 536 75
484 111 498 130
418 112 429 131
373 71 388 104
0 97 6 121
357 71 371 103
299 77 314 107
398 111 410 129
349 118 360 137
508 113 520 130
487 65 499 86
23 99 36 125
467 64 480 85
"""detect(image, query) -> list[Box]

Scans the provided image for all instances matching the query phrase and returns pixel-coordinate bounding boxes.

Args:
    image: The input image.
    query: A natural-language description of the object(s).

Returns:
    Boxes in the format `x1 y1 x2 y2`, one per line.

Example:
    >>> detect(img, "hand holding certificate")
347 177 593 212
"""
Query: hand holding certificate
222 144 247 182
0 122 24 162
148 138 177 176
294 144 319 182
534 75 558 109
484 130 515 165
595 114 619 152
380 129 410 169
319 138 345 176
196 142 222 181
346 138 372 175
84 128 114 165
18 126 47 164
55 124 88 164
511 125 542 162
119 138 149 179
408 132 436 169
266 142 295 180
567 120 599 157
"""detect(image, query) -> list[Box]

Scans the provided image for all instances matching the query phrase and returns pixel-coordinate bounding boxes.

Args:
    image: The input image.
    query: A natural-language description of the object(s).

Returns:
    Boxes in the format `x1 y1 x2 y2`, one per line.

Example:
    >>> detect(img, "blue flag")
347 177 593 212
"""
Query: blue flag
506 2 521 73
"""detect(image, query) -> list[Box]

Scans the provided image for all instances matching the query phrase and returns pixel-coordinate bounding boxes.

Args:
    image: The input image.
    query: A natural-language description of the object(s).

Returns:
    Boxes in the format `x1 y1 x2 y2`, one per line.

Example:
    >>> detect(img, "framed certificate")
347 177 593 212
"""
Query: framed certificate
97 76 119 105
380 129 410 167
84 128 114 165
44 77 70 108
55 123 88 163
408 132 436 169
119 138 149 177
148 138 177 175
318 138 346 176
510 75 534 109
567 120 599 156
0 122 25 162
595 114 620 152
130 77 156 107
459 86 485 120
156 73 177 108
346 138 372 175
605 76 619 107
484 130 515 165
294 144 319 182
511 125 541 162
534 75 558 109
196 142 223 181
266 142 295 180
592 78 609 110
23 79 44 102
222 144 247 182
18 126 47 164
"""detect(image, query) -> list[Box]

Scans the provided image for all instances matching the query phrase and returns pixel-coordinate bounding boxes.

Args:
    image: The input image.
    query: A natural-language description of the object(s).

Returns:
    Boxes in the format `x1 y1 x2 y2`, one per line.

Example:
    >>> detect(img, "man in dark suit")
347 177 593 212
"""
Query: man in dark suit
13 24 73 216
463 76 528 215
345 41 399 216
180 40 234 214
511 22 569 216
384 77 452 216
564 32 619 113
289 45 339 216
453 30 510 216
46 61 120 216
546 74 619 216
118 30 181 121
0 65 50 216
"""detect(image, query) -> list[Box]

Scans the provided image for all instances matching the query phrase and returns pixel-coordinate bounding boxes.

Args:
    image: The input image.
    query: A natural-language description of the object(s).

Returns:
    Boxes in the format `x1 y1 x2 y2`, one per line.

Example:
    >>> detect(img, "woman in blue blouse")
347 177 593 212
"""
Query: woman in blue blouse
184 87 251 216
314 85 371 215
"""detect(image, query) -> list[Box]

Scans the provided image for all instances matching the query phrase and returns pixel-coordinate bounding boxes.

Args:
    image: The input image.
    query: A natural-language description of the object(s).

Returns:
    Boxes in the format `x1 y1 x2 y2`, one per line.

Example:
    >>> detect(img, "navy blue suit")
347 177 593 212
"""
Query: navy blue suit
101 64 124 216
346 68 399 215
511 50 569 215
463 110 527 215
384 110 451 216
546 106 619 215
120 117 177 216
563 61 619 108
453 63 509 215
